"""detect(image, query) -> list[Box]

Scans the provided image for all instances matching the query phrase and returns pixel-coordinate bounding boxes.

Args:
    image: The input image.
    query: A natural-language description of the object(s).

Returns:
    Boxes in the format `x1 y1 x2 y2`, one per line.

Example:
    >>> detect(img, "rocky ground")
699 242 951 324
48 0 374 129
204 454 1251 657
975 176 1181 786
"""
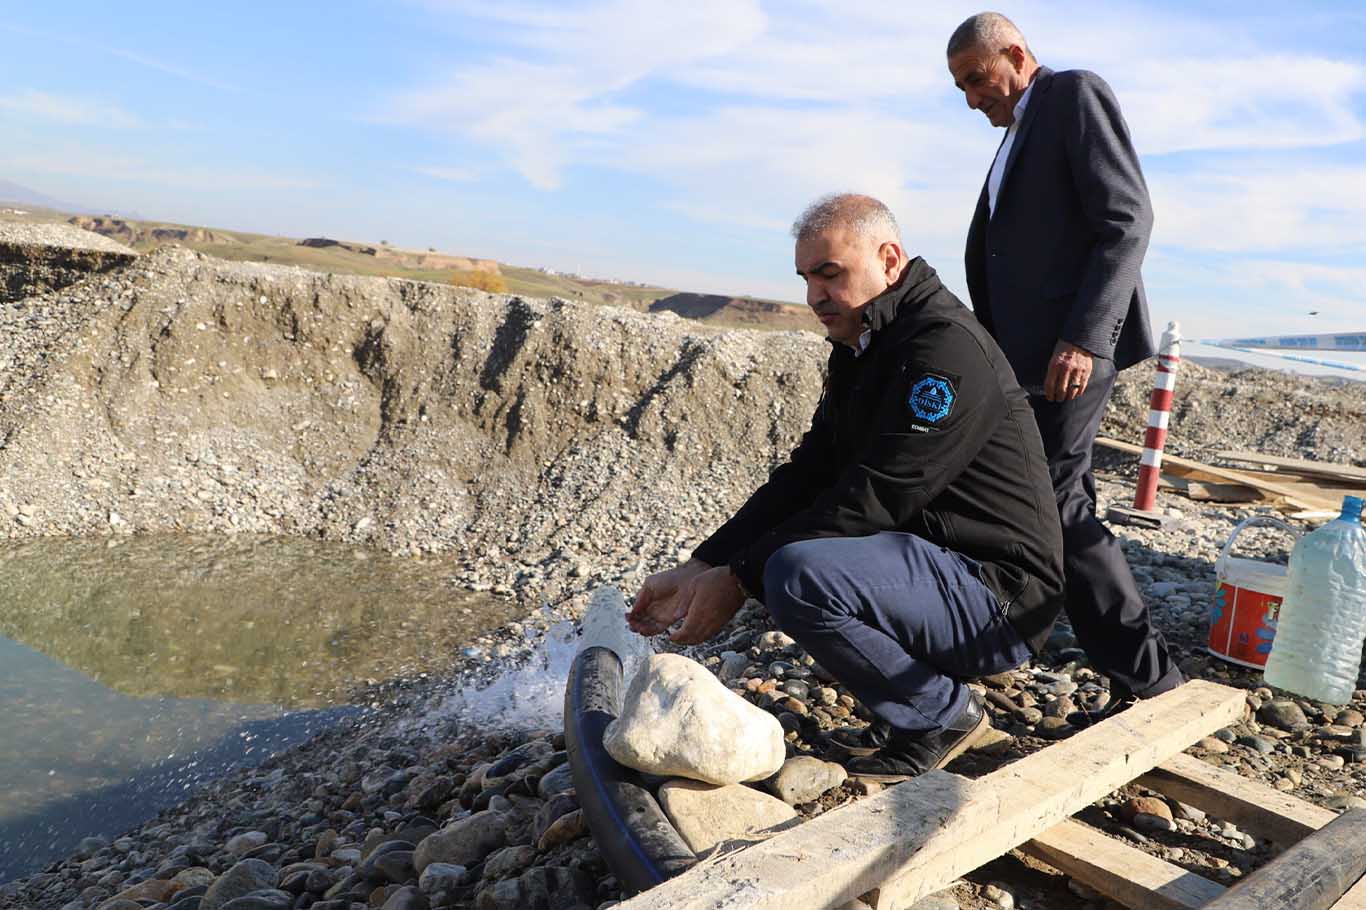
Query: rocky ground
1 238 1364 910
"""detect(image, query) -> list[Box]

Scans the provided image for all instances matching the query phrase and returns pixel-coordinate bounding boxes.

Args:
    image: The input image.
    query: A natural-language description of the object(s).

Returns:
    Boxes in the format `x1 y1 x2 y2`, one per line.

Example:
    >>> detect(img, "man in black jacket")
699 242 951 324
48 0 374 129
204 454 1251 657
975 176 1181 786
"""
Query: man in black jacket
947 12 1183 712
627 194 1064 780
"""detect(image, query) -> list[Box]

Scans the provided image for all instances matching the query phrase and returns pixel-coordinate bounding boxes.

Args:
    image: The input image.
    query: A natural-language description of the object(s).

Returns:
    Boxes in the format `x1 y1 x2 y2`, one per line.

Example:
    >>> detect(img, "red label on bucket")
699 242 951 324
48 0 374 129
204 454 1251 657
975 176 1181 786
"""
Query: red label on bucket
1208 581 1281 668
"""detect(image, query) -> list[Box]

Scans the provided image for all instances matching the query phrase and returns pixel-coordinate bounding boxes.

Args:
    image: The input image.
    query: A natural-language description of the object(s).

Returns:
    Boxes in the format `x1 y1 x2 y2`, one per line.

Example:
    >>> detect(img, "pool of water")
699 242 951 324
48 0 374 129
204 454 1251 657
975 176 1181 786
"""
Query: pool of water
0 534 522 883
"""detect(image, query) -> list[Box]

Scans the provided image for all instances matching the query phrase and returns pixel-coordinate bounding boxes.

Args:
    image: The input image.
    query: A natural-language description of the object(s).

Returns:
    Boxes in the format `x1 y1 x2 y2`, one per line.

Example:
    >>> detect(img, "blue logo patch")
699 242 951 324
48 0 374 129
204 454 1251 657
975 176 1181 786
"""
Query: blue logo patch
909 375 955 423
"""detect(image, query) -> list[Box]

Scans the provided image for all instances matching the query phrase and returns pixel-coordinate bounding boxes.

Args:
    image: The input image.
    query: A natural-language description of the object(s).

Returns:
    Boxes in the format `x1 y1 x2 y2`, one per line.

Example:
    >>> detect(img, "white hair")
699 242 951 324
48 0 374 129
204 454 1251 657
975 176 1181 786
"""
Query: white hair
791 193 901 245
946 11 1034 61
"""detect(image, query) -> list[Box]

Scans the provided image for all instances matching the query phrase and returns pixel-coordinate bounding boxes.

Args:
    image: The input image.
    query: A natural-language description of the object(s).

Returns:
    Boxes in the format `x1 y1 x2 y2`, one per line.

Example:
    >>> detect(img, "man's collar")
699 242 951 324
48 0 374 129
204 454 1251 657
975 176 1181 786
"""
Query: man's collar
1012 77 1037 123
857 257 942 335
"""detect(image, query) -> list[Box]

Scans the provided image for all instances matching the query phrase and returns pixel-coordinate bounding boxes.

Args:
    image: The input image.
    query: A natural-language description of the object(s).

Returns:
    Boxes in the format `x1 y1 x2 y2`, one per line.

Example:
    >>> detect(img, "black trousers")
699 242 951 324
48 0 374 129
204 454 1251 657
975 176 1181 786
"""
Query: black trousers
1027 361 1184 699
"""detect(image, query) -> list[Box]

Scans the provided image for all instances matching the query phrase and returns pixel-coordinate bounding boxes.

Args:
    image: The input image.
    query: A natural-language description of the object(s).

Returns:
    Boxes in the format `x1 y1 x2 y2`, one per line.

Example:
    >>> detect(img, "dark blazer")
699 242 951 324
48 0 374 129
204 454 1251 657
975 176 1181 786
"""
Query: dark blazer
965 66 1155 387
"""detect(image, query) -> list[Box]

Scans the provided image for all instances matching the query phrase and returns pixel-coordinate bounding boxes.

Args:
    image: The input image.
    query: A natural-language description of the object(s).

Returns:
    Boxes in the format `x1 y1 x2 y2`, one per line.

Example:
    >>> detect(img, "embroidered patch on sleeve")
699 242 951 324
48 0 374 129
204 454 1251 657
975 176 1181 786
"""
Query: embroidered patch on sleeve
908 373 957 425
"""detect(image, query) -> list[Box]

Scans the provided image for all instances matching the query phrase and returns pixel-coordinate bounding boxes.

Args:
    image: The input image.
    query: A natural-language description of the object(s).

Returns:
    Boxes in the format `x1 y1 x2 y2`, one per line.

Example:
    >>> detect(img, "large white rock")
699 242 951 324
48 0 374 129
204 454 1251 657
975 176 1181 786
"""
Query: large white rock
604 653 785 784
657 779 798 854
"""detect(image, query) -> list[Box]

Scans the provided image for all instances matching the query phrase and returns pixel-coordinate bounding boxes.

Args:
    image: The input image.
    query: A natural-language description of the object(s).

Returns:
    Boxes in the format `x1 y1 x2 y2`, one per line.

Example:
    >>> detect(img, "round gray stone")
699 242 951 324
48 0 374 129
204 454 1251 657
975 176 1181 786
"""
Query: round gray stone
201 860 281 910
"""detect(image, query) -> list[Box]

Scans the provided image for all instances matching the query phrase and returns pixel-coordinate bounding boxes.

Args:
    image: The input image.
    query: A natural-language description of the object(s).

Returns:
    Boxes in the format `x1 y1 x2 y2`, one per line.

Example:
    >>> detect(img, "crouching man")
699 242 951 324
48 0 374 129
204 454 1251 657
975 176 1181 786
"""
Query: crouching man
627 194 1065 781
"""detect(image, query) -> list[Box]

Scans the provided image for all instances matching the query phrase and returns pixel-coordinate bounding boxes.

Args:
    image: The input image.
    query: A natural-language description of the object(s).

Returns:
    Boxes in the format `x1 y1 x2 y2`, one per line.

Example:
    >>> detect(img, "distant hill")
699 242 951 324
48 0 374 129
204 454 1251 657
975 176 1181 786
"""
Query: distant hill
299 238 501 274
0 179 85 213
69 215 242 247
650 292 817 331
1 202 814 332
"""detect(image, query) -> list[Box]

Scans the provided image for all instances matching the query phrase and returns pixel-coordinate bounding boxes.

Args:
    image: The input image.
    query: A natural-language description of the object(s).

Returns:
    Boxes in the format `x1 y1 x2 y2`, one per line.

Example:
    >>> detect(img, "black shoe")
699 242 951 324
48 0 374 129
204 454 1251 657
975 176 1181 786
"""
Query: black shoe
1066 693 1136 730
811 720 893 760
845 694 991 783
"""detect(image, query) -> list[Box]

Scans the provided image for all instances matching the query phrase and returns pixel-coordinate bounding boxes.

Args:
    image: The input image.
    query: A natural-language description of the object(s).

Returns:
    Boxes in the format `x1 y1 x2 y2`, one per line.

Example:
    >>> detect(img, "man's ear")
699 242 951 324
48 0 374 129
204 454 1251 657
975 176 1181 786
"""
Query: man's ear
1005 43 1027 72
880 241 907 284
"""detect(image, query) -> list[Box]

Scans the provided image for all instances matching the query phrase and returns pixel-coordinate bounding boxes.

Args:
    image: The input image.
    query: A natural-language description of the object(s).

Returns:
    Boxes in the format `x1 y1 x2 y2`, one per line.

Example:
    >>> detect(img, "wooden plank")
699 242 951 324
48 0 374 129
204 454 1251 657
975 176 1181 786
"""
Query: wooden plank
1197 809 1366 910
1215 450 1366 485
1160 474 1265 504
1095 438 1327 510
1136 752 1335 848
1022 819 1225 910
614 681 1243 910
1331 875 1366 909
864 680 1245 910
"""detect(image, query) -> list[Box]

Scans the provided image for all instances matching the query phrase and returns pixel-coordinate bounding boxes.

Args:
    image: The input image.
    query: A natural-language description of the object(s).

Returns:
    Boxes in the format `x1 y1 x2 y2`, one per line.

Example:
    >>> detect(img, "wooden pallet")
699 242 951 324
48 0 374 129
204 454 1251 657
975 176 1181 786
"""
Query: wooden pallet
1095 437 1364 516
613 680 1366 909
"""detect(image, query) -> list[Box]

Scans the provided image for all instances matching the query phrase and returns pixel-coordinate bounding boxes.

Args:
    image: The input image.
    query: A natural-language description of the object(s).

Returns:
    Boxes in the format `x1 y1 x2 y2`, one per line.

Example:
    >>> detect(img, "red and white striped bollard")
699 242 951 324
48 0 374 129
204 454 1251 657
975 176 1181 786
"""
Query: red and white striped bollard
1133 321 1181 512
1108 321 1181 528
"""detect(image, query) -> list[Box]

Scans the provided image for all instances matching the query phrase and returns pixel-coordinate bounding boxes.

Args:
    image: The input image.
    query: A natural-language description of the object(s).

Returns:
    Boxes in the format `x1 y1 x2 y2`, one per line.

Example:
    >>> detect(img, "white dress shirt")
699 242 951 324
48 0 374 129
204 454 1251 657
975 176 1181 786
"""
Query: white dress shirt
987 79 1036 216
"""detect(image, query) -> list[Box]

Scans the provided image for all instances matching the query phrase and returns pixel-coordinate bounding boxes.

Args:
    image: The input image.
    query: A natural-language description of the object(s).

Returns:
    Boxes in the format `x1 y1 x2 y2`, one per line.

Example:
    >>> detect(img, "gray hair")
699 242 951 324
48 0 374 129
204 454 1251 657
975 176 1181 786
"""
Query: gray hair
946 12 1034 61
791 193 901 245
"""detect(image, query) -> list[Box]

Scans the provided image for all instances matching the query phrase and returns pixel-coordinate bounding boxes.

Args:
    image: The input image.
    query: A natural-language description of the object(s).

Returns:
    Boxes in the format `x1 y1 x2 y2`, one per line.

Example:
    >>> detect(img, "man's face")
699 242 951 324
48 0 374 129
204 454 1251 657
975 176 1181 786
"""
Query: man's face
948 44 1031 128
795 228 896 347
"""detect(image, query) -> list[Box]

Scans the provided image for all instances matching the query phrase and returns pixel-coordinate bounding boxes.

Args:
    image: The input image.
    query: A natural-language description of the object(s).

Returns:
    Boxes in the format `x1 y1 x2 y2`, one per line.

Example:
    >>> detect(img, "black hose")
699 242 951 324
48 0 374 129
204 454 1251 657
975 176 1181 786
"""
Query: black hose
563 646 696 894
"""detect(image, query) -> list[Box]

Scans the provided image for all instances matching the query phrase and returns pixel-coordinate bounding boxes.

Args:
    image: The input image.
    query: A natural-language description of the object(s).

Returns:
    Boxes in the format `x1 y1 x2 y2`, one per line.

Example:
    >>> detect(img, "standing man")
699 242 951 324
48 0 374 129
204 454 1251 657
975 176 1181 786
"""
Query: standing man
628 194 1065 780
946 12 1183 714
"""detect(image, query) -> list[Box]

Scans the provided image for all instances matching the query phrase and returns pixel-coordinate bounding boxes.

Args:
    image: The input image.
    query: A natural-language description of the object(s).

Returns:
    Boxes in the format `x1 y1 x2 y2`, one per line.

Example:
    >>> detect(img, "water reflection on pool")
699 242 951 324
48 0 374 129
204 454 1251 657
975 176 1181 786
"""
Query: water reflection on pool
0 534 521 882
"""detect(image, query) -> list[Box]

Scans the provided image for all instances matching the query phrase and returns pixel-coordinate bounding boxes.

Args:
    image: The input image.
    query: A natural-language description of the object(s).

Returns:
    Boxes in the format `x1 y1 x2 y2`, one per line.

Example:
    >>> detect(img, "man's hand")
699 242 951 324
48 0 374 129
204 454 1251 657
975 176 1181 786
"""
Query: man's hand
668 566 747 645
1044 340 1094 402
627 559 711 636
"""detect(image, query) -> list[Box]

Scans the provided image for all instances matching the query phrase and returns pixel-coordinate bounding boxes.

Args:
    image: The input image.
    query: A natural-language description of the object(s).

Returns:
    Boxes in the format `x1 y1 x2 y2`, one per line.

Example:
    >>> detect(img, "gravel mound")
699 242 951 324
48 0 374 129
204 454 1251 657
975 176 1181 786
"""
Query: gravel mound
1105 360 1366 466
0 222 137 256
0 222 138 303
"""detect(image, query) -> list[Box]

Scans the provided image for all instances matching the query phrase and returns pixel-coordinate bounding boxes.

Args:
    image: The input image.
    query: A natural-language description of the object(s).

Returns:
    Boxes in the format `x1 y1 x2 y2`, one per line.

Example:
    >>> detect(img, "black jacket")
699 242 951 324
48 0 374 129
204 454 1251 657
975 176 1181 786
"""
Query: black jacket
965 67 1155 385
693 259 1065 653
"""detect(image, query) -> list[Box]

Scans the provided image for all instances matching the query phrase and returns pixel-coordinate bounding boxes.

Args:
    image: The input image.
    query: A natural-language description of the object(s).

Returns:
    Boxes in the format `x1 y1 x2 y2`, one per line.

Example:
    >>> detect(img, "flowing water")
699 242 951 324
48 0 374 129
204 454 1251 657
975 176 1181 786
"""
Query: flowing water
0 534 522 883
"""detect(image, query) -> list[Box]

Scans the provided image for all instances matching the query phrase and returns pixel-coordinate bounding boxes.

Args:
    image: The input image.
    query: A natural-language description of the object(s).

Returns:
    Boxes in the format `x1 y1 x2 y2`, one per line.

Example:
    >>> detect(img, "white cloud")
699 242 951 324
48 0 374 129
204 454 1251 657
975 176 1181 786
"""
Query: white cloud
673 0 963 102
1150 163 1366 255
1122 57 1366 155
0 90 141 128
623 104 985 249
0 24 238 94
415 165 480 182
395 59 642 189
390 0 766 189
392 1 1366 257
0 148 318 191
1225 259 1366 324
106 47 239 94
1139 248 1366 341
465 0 768 76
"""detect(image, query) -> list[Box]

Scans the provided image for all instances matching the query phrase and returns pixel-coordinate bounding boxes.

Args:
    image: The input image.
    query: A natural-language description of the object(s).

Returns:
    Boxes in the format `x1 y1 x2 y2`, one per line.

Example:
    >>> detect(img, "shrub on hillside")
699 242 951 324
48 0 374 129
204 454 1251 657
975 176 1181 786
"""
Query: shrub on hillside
450 270 507 294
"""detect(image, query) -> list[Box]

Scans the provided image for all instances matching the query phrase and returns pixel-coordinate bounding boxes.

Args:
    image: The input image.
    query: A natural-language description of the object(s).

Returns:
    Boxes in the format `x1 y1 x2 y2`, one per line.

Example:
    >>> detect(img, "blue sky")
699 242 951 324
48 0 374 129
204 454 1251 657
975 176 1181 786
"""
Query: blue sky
2 1 1364 340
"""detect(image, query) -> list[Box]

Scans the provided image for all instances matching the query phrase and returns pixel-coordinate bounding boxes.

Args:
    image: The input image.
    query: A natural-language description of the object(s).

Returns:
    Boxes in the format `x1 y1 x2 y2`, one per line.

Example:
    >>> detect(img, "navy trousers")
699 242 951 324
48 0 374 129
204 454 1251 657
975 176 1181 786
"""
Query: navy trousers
1027 360 1183 699
762 531 1033 734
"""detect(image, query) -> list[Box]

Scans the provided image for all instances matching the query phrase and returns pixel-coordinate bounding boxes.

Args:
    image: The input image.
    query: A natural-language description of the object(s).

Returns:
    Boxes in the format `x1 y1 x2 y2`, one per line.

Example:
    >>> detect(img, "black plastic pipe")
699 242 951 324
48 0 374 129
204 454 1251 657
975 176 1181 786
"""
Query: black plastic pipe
563 646 696 894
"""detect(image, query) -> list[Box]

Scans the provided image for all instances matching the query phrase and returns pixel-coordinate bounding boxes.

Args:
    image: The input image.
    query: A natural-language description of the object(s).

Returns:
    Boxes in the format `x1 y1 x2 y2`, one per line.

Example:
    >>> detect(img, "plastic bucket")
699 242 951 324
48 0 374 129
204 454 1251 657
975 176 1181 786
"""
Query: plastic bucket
1207 516 1299 668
